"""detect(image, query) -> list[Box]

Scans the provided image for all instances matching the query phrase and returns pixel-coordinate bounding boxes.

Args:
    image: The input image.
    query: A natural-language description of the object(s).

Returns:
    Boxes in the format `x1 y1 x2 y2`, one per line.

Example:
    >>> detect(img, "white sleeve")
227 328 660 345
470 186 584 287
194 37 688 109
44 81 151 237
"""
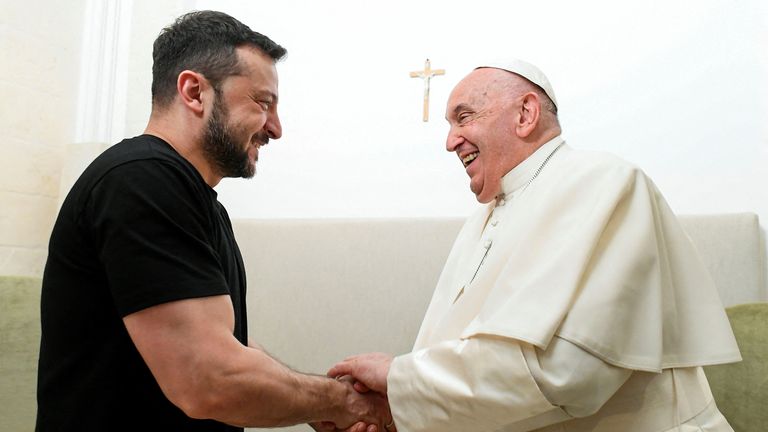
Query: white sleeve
387 337 560 432
387 336 632 432
521 336 632 418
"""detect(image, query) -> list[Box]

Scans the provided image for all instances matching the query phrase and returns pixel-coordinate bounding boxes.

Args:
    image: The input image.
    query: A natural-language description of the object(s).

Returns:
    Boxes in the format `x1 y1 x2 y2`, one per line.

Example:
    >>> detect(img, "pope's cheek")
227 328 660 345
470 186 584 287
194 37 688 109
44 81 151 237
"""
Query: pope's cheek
469 175 482 196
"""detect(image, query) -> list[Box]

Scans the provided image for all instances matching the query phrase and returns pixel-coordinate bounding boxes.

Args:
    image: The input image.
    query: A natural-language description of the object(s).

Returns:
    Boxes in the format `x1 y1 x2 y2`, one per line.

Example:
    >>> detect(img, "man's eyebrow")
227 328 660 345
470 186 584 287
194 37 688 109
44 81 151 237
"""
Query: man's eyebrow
250 89 278 104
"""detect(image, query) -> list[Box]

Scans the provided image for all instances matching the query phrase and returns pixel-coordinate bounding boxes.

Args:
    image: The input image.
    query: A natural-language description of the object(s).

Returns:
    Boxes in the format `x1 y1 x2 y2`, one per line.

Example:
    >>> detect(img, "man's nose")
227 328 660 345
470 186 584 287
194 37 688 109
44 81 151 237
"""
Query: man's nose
266 112 282 140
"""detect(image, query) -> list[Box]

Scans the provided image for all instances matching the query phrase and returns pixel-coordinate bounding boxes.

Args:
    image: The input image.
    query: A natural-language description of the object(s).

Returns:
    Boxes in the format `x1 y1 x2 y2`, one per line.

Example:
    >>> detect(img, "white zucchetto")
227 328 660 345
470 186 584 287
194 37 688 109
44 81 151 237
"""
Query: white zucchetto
476 59 558 109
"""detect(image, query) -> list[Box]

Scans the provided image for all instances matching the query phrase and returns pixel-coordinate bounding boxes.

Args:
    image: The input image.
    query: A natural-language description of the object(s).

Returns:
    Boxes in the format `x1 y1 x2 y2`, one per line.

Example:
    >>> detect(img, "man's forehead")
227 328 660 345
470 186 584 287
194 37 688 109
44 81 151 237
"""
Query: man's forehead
233 46 279 92
236 46 275 72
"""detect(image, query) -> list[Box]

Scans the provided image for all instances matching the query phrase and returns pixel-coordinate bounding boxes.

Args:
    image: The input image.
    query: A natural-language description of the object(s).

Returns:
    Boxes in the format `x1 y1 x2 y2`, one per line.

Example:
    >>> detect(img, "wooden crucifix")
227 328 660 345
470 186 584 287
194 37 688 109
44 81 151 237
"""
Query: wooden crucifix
410 59 445 122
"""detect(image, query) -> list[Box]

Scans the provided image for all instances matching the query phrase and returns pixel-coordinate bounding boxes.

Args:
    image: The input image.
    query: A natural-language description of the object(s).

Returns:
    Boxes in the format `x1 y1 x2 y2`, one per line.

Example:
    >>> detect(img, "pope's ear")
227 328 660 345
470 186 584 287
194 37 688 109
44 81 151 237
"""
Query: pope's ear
176 70 206 116
516 92 541 138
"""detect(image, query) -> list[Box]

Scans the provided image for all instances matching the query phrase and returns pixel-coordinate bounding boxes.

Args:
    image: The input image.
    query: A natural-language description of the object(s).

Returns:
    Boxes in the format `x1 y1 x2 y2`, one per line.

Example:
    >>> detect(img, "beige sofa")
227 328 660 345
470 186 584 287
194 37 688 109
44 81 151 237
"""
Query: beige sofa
232 213 766 432
1 213 765 431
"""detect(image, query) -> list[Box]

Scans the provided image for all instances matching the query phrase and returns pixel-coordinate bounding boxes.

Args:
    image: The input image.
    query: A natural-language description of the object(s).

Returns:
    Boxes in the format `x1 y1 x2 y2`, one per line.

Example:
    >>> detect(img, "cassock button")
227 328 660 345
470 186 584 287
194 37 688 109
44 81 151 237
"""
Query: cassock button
491 220 499 227
484 239 492 249
497 198 506 206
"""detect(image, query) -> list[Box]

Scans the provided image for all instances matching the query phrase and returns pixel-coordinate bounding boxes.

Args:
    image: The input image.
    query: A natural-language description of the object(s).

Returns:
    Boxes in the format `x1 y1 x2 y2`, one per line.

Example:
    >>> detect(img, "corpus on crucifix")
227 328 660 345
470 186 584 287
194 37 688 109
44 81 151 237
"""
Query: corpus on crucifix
410 59 445 122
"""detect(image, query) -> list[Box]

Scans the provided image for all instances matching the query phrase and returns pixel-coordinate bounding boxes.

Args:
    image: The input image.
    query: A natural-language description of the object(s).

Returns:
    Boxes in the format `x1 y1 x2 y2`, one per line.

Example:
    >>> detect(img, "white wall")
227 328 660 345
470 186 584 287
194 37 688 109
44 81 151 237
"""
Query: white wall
174 0 766 226
2 0 766 276
0 0 85 276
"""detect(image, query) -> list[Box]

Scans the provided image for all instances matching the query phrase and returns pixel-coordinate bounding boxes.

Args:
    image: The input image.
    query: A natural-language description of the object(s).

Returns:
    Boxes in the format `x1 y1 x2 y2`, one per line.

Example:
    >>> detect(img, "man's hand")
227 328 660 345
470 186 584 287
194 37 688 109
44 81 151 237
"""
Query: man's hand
327 352 394 395
310 420 374 432
316 375 391 432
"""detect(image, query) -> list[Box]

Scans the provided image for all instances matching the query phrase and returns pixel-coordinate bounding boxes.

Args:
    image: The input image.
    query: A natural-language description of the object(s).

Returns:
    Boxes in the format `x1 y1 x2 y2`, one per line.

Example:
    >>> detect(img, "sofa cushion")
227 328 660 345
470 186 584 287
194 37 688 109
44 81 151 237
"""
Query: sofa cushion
704 302 768 432
0 276 41 431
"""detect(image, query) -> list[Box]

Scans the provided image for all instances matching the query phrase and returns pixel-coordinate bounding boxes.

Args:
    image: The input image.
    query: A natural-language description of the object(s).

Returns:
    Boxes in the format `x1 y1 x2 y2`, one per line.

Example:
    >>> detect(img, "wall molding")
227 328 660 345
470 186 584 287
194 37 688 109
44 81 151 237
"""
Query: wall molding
74 0 133 144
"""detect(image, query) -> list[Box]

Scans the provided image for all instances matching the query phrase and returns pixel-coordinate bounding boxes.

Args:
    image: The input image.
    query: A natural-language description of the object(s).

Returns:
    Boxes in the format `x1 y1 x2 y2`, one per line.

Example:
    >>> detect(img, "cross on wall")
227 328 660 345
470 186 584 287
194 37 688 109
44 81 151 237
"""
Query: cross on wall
410 59 445 122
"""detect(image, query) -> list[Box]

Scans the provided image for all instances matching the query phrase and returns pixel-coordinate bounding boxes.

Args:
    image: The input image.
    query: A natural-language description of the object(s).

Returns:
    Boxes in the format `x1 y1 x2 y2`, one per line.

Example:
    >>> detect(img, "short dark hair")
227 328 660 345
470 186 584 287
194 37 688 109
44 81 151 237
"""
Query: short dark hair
151 10 287 109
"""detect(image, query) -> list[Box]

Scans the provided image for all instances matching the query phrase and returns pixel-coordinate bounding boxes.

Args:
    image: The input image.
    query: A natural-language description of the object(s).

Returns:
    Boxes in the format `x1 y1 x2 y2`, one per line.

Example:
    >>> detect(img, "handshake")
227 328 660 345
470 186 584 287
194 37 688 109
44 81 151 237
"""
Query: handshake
312 352 396 432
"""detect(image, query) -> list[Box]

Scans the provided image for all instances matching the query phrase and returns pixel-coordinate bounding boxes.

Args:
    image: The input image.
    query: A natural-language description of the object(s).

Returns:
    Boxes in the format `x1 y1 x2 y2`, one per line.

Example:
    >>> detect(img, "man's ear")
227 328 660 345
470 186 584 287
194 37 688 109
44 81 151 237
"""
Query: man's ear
515 92 541 138
176 70 206 117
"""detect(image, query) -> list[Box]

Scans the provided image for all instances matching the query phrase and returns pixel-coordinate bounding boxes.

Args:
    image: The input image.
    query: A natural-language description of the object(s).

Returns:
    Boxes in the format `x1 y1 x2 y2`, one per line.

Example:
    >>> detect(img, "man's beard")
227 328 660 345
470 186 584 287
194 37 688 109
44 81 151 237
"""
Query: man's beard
202 95 258 179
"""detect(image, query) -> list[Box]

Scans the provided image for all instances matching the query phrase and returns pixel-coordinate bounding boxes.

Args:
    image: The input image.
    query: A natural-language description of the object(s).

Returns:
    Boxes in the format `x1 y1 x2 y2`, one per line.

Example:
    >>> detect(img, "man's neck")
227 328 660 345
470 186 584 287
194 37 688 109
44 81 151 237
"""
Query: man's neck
144 116 222 188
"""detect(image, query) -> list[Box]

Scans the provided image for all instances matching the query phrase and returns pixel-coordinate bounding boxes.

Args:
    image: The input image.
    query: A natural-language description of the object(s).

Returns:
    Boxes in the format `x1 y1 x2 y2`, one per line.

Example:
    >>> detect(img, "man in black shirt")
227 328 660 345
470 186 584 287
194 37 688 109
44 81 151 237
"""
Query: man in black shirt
37 10 388 431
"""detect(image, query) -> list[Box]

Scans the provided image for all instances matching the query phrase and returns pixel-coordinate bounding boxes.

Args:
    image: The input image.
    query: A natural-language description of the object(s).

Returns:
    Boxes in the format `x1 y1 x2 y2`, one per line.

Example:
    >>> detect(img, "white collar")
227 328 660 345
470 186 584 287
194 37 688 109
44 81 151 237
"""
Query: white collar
499 136 565 197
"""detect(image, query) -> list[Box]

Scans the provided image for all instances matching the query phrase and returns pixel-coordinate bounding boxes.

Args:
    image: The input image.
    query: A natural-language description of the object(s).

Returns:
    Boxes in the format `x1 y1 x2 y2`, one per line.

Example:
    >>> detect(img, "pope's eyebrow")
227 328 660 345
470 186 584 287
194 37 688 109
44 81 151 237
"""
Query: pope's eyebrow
453 103 471 116
447 103 472 121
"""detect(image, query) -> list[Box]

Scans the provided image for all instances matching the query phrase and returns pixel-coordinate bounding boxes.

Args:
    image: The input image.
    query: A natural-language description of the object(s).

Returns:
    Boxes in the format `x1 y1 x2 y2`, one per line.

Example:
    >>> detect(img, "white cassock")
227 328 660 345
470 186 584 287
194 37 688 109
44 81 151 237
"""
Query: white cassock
387 137 741 432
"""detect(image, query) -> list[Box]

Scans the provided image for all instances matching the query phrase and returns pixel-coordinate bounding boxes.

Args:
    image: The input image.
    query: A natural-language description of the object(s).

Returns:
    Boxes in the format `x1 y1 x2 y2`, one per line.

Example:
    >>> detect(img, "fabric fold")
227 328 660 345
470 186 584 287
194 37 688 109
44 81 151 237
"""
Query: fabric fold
415 142 740 372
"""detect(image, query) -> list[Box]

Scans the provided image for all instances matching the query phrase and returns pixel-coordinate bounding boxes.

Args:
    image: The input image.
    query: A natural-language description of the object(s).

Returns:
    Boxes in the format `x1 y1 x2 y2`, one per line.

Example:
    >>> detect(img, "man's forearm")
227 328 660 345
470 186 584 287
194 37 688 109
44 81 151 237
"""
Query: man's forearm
124 296 384 428
188 345 376 428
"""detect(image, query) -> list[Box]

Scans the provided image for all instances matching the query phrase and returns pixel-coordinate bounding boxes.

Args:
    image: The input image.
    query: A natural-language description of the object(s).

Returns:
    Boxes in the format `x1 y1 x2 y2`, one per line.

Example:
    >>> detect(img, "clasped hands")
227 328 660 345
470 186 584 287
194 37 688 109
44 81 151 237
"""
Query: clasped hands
312 352 396 432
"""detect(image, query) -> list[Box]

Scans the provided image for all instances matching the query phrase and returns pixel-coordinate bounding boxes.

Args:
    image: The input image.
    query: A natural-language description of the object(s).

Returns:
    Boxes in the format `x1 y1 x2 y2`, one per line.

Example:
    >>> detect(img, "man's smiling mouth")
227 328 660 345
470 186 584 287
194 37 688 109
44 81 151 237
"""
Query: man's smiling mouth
462 152 479 167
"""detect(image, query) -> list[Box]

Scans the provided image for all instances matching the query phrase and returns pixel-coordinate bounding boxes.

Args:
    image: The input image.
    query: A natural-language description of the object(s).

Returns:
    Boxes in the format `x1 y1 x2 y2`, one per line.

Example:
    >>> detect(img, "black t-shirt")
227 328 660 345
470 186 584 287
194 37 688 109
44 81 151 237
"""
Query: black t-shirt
37 135 247 431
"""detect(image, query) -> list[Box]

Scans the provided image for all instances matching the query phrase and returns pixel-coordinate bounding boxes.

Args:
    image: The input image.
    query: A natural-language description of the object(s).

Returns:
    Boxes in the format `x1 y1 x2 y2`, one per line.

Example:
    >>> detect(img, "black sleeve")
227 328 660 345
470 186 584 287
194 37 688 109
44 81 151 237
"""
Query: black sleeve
83 159 230 317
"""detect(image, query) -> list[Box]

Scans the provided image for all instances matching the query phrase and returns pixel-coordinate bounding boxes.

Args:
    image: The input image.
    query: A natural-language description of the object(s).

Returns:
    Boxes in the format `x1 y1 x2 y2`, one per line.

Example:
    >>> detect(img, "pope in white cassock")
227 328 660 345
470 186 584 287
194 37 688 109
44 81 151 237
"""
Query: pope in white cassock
328 60 741 432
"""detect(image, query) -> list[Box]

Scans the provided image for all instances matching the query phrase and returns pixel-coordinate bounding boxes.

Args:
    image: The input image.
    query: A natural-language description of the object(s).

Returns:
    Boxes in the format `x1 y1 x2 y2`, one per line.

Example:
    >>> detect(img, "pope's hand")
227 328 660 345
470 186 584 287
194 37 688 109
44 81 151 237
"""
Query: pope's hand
328 352 394 395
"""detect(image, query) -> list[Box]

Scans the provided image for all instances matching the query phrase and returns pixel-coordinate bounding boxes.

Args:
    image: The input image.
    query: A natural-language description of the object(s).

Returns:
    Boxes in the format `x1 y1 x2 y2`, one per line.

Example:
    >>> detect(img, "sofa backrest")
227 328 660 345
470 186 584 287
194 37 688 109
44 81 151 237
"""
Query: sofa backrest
232 218 463 368
677 213 766 306
231 213 767 382
1 213 762 432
